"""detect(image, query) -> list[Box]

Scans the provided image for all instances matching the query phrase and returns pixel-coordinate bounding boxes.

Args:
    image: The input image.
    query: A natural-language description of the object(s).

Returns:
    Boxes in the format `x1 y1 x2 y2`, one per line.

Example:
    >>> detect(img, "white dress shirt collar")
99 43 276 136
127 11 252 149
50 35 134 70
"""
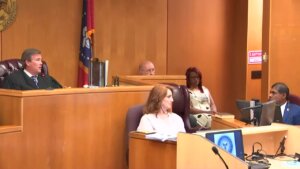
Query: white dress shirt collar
280 101 287 117
24 69 35 78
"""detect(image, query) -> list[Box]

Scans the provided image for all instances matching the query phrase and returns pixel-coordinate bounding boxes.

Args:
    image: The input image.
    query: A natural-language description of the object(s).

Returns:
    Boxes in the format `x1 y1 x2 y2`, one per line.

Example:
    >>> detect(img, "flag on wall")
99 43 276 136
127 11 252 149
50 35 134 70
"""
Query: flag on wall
78 0 95 87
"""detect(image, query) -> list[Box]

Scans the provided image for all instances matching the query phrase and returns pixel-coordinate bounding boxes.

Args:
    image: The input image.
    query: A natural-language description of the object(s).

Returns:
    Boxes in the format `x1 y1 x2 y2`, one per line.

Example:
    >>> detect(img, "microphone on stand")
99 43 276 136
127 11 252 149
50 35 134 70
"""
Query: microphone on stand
275 136 287 156
212 146 229 169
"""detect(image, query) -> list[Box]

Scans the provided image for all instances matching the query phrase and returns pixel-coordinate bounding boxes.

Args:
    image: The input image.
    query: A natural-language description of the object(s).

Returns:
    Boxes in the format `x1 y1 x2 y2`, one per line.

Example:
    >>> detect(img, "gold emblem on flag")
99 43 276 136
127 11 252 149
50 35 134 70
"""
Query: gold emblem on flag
0 0 16 31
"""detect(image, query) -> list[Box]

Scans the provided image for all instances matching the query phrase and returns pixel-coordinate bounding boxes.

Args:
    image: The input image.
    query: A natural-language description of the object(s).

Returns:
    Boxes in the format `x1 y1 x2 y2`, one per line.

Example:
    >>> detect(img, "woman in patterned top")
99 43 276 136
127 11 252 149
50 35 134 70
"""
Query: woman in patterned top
186 67 217 128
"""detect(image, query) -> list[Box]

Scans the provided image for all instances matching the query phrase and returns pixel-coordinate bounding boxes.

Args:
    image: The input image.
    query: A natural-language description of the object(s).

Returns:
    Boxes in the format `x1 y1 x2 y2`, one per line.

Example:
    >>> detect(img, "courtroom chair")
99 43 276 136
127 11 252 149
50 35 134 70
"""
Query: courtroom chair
0 59 48 88
125 104 144 136
169 84 200 133
125 104 144 166
289 94 300 106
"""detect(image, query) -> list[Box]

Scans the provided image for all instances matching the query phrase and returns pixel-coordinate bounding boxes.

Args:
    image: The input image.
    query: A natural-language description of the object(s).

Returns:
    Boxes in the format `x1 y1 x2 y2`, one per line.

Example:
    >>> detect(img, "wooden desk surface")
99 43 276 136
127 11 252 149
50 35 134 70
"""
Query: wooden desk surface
211 116 252 129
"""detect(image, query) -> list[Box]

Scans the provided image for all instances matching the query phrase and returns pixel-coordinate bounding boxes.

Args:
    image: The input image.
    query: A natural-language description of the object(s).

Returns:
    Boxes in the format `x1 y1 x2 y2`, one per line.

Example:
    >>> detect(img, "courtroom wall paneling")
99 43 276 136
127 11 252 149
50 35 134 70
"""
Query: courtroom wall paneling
0 0 167 87
262 0 300 99
1 0 81 87
167 0 248 117
261 0 271 102
95 0 167 78
246 0 262 101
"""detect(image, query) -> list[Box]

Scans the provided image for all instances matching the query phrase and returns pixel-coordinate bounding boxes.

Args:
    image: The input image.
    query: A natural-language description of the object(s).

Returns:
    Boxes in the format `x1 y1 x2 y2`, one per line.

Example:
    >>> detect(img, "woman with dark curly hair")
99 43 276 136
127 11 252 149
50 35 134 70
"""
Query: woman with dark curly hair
137 84 186 135
186 67 217 128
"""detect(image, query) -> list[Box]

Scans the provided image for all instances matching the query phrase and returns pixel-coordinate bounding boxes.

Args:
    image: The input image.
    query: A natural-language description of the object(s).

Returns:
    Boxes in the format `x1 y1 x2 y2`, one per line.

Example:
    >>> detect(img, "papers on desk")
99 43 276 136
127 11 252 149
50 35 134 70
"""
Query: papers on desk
281 161 300 168
268 157 300 168
145 133 177 142
214 112 235 119
136 130 156 134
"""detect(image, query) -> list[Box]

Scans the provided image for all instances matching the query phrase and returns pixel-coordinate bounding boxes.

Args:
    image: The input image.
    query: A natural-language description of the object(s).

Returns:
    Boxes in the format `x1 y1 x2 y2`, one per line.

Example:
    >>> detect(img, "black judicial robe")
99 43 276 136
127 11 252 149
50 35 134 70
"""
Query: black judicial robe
2 70 62 90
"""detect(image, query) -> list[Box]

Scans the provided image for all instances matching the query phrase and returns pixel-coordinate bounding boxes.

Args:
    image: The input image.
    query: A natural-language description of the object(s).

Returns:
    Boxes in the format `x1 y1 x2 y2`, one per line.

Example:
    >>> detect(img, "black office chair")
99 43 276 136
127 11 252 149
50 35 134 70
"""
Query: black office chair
0 59 48 88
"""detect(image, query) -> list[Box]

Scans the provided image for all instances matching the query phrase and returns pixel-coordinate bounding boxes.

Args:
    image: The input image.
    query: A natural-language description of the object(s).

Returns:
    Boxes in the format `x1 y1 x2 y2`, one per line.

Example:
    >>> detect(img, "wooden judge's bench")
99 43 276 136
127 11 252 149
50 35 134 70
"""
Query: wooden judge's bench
0 75 186 169
1 75 297 169
0 86 152 169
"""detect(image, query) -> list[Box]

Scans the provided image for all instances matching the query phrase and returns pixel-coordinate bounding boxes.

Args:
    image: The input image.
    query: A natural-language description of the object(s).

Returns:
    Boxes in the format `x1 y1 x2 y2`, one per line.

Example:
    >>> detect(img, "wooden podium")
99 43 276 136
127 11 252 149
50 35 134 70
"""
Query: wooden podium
177 132 248 169
129 132 176 169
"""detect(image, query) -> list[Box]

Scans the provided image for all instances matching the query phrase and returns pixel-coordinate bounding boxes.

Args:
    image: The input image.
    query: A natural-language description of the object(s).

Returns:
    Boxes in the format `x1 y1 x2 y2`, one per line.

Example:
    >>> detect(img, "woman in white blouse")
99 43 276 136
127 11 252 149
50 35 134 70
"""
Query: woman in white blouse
137 84 186 135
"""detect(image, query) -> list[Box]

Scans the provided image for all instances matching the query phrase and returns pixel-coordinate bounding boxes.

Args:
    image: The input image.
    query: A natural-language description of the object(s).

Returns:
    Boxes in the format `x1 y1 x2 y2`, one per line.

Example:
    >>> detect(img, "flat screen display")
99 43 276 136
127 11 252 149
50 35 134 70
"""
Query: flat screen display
236 100 251 123
259 100 276 126
205 129 245 161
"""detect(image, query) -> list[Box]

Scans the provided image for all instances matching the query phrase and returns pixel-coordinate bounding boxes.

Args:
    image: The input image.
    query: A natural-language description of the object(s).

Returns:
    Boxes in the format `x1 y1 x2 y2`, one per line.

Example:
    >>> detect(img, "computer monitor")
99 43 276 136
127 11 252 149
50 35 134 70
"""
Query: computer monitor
259 100 276 126
236 100 252 123
205 129 245 160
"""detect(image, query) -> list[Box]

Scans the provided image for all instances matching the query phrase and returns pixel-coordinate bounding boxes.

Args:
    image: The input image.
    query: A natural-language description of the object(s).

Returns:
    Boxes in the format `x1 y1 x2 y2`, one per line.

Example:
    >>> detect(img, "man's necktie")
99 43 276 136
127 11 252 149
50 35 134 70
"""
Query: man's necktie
31 76 39 88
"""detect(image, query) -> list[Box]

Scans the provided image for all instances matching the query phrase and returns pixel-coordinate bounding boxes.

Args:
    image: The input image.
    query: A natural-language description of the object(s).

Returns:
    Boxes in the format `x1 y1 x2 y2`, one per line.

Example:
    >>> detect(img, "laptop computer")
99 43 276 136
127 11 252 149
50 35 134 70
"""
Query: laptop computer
206 129 270 169
206 129 245 160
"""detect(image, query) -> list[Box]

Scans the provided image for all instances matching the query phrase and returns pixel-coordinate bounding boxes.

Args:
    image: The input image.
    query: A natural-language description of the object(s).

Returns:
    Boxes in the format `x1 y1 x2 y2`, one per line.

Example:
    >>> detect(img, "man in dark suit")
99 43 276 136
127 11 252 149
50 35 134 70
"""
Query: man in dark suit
269 82 300 125
2 48 62 90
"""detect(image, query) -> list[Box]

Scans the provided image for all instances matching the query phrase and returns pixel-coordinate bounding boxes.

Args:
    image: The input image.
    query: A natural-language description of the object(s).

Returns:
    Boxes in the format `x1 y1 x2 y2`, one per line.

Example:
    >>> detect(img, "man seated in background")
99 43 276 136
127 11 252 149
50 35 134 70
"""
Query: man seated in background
2 48 62 90
269 82 300 125
138 60 155 75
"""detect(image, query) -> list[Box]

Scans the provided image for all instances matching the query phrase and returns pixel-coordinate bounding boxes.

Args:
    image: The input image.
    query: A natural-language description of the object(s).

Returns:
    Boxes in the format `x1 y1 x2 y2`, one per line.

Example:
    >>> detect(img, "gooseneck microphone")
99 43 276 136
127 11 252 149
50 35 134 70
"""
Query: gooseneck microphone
275 136 287 156
240 104 262 126
240 104 263 111
212 146 229 169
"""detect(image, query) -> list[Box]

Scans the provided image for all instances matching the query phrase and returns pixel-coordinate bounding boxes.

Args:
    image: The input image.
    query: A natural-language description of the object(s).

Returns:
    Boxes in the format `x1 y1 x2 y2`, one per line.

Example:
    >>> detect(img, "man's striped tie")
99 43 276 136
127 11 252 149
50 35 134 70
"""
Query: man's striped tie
31 76 39 88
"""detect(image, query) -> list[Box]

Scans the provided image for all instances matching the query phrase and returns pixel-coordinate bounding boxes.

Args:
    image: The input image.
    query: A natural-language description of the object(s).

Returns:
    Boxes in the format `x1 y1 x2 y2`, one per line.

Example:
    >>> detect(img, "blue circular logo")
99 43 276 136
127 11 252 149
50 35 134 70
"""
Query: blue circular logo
217 135 233 153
